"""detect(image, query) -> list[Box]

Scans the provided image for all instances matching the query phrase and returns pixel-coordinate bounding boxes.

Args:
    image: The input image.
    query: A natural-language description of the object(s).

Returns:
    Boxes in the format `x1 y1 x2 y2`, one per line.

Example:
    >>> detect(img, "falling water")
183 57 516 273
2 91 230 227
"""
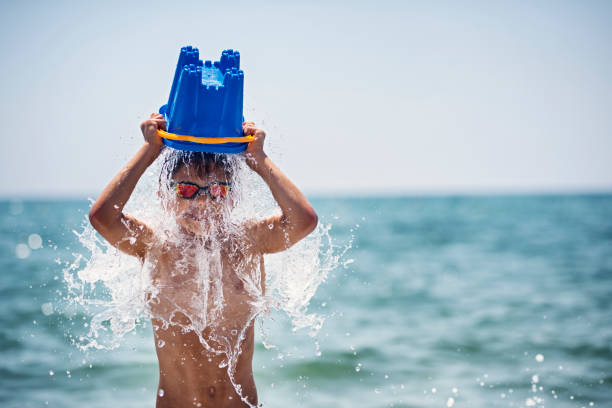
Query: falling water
62 147 351 406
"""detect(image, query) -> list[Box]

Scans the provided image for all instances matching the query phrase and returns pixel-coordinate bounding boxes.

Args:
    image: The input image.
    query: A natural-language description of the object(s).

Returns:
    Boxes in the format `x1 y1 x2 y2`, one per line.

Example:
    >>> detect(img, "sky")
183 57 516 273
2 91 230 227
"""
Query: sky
0 0 611 198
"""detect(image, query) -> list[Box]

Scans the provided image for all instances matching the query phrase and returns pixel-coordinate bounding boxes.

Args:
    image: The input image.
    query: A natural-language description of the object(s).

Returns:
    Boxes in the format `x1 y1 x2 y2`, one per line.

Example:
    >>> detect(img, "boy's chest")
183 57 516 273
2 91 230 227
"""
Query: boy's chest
153 251 256 288
145 243 263 315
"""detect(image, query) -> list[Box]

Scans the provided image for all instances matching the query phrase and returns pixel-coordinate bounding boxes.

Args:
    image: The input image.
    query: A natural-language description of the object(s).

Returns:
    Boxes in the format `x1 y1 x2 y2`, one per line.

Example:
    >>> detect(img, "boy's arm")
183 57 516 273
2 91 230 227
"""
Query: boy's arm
243 122 318 254
88 113 166 262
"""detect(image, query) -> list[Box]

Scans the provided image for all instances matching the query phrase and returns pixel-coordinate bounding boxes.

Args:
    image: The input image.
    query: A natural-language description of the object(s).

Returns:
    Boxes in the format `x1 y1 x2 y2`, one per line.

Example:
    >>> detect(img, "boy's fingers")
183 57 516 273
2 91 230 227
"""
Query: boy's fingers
149 118 166 130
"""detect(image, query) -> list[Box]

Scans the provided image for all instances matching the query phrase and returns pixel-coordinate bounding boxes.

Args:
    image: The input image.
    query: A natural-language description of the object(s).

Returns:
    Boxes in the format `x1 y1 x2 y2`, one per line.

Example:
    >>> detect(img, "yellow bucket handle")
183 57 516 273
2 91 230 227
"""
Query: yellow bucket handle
157 129 255 144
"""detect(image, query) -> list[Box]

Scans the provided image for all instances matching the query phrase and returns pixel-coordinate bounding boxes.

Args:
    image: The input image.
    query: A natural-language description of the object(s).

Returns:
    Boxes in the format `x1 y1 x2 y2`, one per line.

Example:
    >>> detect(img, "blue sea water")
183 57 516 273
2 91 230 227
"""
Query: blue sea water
0 195 611 407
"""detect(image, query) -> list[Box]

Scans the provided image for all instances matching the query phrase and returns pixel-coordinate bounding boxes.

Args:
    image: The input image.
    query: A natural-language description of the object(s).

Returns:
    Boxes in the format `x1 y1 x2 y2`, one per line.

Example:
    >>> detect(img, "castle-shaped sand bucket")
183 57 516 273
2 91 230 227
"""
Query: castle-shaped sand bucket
158 46 253 153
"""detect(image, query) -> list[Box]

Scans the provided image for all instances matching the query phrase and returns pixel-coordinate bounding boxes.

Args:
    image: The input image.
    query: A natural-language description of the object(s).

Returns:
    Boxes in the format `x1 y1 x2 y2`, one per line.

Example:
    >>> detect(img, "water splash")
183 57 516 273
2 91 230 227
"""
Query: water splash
62 148 351 406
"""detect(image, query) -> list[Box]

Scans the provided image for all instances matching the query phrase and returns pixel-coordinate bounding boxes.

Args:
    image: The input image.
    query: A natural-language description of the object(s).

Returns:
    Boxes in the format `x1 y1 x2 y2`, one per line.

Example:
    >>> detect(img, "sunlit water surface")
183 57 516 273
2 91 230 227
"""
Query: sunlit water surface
0 194 610 407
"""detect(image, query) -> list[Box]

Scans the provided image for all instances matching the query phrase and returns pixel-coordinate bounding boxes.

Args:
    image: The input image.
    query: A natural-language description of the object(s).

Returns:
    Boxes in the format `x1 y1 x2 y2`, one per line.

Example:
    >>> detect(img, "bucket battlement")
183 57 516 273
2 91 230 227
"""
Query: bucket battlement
158 47 250 153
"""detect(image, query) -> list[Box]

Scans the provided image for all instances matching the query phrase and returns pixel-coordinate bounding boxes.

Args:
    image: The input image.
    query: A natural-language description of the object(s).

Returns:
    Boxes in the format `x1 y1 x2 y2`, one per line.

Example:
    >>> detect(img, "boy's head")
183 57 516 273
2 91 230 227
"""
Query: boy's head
159 150 236 234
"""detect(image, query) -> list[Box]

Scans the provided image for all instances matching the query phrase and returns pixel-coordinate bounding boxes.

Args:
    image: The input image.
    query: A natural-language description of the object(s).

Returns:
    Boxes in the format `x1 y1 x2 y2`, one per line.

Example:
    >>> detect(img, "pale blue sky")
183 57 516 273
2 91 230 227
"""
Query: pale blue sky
1 0 611 197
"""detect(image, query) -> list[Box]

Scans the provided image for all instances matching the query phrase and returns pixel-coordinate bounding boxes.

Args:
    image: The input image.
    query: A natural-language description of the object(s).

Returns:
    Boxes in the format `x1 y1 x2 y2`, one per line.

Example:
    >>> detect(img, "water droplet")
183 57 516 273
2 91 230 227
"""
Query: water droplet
452 387 458 394
535 354 544 362
532 375 539 383
16 243 31 259
355 363 362 372
374 388 381 394
157 340 165 348
447 397 455 407
432 387 437 393
230 329 238 335
158 389 165 397
268 224 274 229
49 370 54 376
28 234 43 249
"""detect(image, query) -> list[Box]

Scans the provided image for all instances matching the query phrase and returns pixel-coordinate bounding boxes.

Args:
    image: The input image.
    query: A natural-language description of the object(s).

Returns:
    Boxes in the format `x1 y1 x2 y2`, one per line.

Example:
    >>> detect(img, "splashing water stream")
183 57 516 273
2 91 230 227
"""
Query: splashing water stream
62 148 351 407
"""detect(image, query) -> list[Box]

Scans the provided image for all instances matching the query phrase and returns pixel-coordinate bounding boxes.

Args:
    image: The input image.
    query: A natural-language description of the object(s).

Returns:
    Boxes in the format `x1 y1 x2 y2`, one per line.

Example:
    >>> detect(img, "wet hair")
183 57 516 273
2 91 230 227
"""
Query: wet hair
159 150 234 186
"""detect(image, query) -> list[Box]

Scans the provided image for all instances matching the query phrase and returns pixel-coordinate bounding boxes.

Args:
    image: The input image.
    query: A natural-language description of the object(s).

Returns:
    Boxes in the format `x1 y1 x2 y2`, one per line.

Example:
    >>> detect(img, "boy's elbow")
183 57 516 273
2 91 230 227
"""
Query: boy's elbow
88 208 102 230
88 206 112 232
302 208 318 235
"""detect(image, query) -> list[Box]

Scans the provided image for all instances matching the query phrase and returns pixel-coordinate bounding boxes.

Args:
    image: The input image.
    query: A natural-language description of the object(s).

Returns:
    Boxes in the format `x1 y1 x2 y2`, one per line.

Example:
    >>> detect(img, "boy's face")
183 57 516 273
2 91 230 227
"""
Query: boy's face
161 164 234 235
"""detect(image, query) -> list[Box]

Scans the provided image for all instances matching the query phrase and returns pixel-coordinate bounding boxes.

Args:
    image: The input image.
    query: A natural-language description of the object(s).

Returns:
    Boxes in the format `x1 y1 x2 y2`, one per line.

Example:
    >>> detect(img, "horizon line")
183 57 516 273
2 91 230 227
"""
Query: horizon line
1 186 611 202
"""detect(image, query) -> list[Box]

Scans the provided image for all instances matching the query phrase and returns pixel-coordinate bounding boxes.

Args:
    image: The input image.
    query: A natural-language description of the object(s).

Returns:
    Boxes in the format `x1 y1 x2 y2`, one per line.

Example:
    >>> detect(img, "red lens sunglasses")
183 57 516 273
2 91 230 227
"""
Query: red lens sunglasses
171 181 232 200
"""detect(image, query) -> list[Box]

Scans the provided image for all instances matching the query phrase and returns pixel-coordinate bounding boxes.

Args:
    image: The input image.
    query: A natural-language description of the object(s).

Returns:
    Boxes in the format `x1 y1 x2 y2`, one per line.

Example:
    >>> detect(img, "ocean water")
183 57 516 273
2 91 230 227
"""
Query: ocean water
1 194 611 407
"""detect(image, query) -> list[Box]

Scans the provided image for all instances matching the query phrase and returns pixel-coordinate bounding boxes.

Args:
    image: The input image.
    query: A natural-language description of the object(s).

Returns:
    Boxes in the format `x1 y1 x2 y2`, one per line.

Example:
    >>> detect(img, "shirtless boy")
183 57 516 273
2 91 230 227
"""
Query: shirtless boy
88 113 318 407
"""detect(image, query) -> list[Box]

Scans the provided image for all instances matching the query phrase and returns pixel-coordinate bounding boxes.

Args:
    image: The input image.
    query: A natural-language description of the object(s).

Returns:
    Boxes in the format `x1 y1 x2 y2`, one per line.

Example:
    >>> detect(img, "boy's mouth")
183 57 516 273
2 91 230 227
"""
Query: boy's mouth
182 212 204 222
187 214 204 221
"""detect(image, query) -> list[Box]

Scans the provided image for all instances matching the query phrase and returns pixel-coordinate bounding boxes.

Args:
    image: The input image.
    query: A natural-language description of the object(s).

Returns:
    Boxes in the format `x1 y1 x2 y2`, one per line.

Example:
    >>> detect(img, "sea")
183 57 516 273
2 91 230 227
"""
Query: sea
1 194 611 408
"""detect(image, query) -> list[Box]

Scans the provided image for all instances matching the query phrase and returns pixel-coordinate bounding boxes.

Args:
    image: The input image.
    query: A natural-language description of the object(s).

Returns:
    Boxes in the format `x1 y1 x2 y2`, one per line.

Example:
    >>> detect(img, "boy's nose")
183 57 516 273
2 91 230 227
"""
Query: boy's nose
192 196 209 207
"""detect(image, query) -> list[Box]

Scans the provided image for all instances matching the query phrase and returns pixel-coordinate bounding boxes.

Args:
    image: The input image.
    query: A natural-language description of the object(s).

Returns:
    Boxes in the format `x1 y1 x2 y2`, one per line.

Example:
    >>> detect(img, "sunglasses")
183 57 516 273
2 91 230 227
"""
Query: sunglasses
170 181 232 200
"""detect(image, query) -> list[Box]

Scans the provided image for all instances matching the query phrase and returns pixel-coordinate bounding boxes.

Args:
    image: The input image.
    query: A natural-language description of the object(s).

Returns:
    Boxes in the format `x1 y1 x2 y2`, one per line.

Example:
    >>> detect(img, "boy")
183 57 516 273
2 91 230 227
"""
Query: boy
88 113 318 407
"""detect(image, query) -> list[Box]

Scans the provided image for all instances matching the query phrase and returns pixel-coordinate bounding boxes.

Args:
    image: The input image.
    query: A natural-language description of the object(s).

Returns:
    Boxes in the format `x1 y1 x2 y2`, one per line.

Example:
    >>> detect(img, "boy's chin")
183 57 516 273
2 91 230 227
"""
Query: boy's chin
173 212 228 234
175 219 204 234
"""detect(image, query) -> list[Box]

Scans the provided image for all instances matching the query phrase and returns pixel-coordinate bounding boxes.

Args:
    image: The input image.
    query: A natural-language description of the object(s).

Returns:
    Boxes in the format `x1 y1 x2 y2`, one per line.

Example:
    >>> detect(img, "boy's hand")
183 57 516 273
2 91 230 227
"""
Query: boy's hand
140 113 166 154
243 121 267 170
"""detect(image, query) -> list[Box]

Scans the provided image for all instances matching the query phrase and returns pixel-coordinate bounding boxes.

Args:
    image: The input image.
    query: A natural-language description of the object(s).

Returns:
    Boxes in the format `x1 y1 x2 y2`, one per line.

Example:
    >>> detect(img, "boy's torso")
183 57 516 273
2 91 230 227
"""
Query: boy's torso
144 232 264 407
